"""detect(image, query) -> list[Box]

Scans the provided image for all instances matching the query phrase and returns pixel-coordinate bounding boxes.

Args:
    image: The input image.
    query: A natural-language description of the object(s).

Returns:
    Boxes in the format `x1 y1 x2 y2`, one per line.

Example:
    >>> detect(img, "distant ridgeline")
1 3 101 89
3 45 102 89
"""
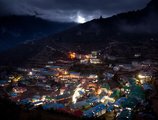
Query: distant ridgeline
0 15 76 51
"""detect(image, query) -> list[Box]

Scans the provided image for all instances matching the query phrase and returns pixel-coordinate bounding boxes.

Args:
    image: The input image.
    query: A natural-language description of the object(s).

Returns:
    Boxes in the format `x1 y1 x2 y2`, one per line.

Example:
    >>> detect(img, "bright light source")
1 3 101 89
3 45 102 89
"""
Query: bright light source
69 52 76 59
85 55 90 59
126 107 132 110
76 15 86 23
138 74 146 79
64 71 68 75
29 71 33 76
72 87 85 104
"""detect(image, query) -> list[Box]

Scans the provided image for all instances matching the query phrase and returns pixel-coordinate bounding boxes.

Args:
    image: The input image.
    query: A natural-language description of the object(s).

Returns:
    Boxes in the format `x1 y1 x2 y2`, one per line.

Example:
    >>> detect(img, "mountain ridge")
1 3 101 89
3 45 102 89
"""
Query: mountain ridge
1 0 158 66
0 15 76 51
51 0 158 44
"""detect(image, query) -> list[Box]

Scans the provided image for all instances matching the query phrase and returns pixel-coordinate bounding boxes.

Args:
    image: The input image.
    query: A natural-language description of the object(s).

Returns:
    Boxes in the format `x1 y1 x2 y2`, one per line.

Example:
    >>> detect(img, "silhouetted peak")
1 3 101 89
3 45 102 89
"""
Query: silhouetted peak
99 16 103 19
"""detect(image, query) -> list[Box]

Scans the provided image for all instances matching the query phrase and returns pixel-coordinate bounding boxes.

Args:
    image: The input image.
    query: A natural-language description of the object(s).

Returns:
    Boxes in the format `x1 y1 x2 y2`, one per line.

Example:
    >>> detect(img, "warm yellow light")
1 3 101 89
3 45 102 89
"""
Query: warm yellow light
85 55 90 59
13 76 22 82
138 74 146 79
69 52 76 59
64 71 68 75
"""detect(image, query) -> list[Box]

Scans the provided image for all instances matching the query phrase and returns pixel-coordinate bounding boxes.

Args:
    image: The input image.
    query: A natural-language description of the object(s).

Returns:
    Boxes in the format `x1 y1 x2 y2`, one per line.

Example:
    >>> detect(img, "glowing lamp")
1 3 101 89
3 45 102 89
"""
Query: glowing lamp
138 74 146 79
69 52 76 59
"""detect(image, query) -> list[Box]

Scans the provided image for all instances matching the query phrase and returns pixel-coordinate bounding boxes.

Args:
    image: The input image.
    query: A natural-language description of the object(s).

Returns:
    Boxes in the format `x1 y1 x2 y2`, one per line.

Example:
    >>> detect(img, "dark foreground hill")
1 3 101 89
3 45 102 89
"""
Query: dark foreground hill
0 98 80 120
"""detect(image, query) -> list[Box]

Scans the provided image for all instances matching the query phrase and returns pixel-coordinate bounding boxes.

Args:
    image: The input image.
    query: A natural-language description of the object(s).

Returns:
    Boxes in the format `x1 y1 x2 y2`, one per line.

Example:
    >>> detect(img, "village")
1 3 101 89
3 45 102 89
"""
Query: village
0 50 157 119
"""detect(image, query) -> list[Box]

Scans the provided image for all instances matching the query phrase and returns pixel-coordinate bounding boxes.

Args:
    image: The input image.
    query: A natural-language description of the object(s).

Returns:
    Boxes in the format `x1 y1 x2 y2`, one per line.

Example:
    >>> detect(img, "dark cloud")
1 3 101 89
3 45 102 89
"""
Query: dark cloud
0 0 150 22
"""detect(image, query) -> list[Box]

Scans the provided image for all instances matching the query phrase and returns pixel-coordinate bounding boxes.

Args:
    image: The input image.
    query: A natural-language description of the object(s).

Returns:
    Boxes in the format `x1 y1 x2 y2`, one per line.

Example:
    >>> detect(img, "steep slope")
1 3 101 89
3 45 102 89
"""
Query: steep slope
44 0 158 60
52 0 158 45
1 0 158 66
0 15 76 51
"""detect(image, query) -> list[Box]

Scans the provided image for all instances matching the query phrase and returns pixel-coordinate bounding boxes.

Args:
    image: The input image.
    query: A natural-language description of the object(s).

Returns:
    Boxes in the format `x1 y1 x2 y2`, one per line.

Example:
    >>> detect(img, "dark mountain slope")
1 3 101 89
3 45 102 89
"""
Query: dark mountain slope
0 15 76 51
52 0 158 45
1 0 158 66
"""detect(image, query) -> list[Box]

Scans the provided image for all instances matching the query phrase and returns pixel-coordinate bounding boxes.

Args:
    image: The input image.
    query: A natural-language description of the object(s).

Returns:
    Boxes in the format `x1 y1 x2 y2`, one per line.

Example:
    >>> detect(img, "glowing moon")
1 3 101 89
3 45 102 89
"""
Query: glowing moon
76 15 86 23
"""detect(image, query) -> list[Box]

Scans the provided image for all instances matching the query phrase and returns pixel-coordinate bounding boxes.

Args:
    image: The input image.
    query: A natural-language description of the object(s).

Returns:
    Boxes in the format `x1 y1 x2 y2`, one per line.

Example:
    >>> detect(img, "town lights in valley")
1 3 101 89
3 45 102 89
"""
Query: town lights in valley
69 52 76 59
85 55 90 59
72 87 85 104
64 71 68 75
138 74 146 79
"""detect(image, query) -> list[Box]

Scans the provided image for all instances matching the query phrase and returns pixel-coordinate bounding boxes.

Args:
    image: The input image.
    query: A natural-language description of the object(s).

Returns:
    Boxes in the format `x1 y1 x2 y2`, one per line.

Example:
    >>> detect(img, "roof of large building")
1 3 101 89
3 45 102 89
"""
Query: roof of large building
43 103 64 110
83 104 106 117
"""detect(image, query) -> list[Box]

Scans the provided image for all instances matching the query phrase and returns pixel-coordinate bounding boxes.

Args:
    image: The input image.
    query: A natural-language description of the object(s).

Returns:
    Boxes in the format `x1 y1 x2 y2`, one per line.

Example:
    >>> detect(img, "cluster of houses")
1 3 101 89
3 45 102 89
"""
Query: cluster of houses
0 51 156 119
69 51 102 64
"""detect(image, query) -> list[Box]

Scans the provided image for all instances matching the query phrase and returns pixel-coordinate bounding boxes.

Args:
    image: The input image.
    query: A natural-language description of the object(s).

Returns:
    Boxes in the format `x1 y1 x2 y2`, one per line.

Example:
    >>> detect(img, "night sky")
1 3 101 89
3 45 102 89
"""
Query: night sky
0 0 150 23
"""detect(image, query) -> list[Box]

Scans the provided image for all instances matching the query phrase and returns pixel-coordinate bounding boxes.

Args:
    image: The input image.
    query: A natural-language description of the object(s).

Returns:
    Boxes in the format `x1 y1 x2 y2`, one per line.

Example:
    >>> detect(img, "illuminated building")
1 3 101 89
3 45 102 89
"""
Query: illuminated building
69 52 76 59
83 104 106 118
80 59 89 64
91 51 98 58
90 58 101 64
12 87 27 93
137 72 152 84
